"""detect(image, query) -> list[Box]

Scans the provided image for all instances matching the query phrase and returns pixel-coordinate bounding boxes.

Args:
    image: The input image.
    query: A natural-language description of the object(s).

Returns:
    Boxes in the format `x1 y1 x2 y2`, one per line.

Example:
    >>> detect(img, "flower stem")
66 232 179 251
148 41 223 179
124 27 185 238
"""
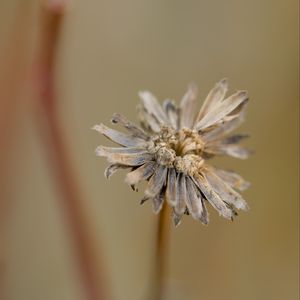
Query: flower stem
151 203 171 300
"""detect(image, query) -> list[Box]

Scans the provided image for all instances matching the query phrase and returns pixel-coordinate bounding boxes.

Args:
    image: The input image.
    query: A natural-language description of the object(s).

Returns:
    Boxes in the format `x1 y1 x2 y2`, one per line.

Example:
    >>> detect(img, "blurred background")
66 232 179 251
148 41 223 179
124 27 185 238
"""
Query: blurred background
0 0 298 300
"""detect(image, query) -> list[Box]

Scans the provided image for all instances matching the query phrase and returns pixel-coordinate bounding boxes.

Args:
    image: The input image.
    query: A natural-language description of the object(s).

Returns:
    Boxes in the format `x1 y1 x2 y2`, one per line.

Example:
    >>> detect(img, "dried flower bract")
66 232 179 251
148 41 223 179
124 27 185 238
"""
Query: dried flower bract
93 79 251 226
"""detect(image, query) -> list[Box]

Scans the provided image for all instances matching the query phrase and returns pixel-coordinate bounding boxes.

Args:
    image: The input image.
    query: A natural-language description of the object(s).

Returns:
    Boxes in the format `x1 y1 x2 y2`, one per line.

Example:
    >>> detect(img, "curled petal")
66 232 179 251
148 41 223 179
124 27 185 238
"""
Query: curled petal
192 173 234 220
104 164 130 179
111 113 149 140
125 161 157 186
107 152 154 166
92 124 149 147
152 191 165 214
185 176 207 224
137 104 161 132
145 165 168 198
202 102 248 141
165 168 177 206
174 173 187 216
215 169 250 191
96 146 148 156
179 83 198 129
140 195 150 205
139 91 169 125
195 78 228 124
203 168 249 210
163 99 179 130
195 90 249 130
206 144 253 159
221 134 250 144
200 198 209 225
172 209 182 227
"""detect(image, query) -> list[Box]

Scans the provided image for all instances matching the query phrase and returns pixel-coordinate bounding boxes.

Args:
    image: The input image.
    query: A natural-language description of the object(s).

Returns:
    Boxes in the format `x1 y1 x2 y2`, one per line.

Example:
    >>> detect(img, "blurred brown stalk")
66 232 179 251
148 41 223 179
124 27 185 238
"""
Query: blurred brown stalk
31 1 108 300
0 1 107 300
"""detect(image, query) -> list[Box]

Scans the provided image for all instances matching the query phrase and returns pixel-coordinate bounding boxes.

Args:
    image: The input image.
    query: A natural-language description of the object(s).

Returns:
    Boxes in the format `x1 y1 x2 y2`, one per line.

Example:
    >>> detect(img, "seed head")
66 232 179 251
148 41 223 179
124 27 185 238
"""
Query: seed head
93 79 251 226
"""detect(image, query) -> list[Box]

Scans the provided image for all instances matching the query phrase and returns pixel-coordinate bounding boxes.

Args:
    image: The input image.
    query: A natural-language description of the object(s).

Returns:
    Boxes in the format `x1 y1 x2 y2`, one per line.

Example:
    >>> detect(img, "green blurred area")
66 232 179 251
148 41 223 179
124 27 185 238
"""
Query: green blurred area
0 0 298 300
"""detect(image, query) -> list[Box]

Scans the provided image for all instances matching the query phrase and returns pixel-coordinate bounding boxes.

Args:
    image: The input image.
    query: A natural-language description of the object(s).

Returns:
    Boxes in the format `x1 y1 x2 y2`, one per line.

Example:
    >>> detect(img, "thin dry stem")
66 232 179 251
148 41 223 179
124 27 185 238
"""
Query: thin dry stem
151 203 171 300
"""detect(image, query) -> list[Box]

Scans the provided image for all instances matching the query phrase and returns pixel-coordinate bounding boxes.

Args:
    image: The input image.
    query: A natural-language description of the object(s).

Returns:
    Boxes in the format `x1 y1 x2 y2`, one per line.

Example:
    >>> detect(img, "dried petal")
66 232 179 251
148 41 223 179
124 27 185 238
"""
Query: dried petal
107 152 154 166
195 78 228 123
215 169 250 191
104 164 130 179
145 165 168 198
111 113 150 140
200 199 209 225
179 83 198 129
193 173 234 219
204 168 249 210
172 209 183 227
139 91 169 125
221 134 250 144
92 124 149 147
206 144 252 159
202 102 248 141
125 161 157 186
137 104 161 132
152 191 165 214
163 99 178 130
165 168 177 206
174 173 187 216
185 176 207 223
96 146 148 156
195 90 248 130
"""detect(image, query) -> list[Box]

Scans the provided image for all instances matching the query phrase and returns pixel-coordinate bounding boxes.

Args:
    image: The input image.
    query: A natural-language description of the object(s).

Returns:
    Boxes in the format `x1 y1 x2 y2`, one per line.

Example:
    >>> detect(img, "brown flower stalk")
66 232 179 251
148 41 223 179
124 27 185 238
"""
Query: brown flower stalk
33 2 108 300
151 204 171 300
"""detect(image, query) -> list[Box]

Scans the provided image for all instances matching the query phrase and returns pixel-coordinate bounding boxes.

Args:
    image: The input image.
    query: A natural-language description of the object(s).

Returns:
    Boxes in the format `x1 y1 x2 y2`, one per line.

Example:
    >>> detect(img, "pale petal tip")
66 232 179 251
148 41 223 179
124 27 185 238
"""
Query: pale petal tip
111 113 120 124
124 174 134 186
220 209 235 220
152 205 162 215
144 190 155 199
219 77 228 86
104 168 110 179
130 184 138 192
187 82 198 92
242 202 250 211
237 90 249 99
95 146 105 156
173 213 182 227
239 181 251 191
199 213 209 225
91 124 99 131
91 124 104 133
138 90 149 98
140 196 149 205
235 200 249 211
215 78 229 91
152 198 167 215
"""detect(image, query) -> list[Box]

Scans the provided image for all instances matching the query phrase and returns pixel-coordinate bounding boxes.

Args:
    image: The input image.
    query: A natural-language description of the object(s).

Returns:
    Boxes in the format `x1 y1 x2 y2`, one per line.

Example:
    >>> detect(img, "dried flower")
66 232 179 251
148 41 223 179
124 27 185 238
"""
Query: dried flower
93 79 251 226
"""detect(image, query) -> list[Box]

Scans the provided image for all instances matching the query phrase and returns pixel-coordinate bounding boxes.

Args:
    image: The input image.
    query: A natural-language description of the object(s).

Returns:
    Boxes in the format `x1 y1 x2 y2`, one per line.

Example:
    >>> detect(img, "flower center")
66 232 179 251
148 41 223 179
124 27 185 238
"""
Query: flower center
150 126 205 175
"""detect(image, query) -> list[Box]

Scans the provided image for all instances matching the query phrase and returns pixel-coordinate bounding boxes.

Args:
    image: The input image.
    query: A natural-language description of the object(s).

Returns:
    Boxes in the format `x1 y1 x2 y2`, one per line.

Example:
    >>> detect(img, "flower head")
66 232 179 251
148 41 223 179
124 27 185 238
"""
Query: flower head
93 79 251 226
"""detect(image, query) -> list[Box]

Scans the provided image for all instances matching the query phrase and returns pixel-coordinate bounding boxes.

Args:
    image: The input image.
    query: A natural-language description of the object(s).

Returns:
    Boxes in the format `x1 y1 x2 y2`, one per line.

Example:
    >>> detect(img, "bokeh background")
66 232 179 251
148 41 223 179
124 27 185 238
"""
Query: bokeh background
0 1 298 300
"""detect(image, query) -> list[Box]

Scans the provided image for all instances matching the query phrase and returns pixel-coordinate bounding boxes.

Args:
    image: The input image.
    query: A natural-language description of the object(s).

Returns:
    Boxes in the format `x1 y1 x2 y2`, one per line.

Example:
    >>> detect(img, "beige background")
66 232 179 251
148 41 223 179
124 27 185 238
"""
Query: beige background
0 0 299 300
